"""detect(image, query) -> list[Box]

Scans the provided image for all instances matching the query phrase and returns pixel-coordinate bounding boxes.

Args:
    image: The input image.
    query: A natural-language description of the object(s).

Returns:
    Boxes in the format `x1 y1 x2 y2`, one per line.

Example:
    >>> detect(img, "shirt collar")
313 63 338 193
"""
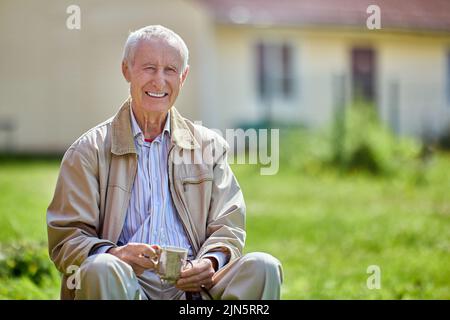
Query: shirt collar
129 106 171 143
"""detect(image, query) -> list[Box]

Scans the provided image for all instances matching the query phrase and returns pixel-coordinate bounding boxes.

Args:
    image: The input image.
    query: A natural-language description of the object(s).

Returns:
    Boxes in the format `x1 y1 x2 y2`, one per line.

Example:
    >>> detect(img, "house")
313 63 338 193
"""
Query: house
200 0 450 140
1 0 450 153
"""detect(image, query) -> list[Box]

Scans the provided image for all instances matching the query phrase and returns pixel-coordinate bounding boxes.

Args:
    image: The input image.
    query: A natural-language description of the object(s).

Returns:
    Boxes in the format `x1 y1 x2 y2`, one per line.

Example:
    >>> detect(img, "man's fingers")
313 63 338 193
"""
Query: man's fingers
130 253 157 270
123 243 159 270
126 243 160 269
138 244 160 260
176 281 210 291
150 244 162 256
177 259 214 290
176 279 214 292
180 268 214 283
177 271 214 287
180 260 210 278
177 285 201 292
127 243 160 258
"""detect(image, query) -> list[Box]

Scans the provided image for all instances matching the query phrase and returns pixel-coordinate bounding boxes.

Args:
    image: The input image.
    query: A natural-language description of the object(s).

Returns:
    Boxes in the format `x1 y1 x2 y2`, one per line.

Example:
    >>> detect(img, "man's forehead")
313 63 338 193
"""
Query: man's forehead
134 38 183 63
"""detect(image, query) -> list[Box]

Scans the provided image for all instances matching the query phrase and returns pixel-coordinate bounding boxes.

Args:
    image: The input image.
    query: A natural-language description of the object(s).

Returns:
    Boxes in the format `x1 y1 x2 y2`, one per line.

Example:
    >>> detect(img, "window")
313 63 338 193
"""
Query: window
256 42 296 101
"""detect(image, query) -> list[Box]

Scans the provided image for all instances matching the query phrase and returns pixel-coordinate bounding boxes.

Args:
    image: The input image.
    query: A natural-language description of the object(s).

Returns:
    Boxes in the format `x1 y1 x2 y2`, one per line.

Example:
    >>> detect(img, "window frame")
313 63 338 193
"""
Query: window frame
254 39 298 103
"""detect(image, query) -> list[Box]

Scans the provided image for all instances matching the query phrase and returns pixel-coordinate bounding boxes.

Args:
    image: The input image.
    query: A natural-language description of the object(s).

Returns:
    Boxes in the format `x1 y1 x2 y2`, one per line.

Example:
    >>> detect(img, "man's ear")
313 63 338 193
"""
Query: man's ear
180 65 189 86
122 60 131 83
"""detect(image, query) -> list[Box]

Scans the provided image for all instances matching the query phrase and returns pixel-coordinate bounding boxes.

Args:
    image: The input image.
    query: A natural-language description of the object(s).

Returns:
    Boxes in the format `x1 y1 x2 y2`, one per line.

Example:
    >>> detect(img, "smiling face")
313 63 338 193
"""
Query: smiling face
122 37 189 115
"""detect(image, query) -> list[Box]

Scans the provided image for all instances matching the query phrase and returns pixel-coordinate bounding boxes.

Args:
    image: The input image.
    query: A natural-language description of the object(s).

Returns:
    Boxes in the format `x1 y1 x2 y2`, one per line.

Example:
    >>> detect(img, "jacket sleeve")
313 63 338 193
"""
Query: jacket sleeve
46 145 116 274
196 140 246 264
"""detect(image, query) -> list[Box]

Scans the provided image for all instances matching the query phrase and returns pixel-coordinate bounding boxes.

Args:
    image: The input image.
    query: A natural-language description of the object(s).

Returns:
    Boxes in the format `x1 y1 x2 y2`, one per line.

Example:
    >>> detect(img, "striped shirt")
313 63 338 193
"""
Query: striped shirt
92 106 227 269
117 108 193 257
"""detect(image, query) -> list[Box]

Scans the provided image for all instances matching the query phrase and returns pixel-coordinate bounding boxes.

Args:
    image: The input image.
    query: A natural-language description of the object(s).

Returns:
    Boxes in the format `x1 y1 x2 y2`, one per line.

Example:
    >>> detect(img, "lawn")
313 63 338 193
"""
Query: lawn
235 158 450 299
0 153 449 299
0 159 61 299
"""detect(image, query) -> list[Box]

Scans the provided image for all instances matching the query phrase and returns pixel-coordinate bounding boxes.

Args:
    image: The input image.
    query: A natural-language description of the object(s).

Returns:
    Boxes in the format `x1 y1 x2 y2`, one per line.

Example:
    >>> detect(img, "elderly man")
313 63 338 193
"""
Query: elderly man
47 25 283 300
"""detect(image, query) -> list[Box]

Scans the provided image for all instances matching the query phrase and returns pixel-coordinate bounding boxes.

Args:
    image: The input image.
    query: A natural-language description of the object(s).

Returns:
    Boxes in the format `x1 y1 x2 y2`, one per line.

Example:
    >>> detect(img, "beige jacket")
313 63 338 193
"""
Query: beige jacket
47 98 246 299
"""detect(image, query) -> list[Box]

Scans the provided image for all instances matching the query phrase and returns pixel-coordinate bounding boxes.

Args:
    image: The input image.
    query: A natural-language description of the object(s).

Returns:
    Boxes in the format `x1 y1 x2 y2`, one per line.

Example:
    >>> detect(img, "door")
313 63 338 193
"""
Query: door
351 48 376 103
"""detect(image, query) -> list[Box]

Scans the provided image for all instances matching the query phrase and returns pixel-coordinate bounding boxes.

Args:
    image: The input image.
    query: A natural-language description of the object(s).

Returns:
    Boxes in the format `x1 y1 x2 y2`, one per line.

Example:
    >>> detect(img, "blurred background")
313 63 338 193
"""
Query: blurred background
0 0 449 299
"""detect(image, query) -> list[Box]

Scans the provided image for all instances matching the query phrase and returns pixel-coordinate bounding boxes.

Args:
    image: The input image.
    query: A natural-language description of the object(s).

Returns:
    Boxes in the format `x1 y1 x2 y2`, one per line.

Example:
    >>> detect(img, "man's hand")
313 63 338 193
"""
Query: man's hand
107 243 161 276
175 258 216 292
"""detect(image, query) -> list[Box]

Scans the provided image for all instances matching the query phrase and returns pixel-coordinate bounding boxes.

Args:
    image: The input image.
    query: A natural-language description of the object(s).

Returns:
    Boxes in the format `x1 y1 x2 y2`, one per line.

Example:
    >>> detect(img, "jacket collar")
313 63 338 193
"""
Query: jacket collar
111 97 200 155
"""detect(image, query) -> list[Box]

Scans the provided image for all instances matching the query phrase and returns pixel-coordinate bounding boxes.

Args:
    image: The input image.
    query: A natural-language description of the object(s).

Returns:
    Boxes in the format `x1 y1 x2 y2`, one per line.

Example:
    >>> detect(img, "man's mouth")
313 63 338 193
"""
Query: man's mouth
145 91 168 98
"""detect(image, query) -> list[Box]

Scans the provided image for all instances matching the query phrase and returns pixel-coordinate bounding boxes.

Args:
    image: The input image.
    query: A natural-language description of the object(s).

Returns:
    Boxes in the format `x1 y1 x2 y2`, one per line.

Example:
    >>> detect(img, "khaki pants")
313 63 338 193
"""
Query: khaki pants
74 252 283 300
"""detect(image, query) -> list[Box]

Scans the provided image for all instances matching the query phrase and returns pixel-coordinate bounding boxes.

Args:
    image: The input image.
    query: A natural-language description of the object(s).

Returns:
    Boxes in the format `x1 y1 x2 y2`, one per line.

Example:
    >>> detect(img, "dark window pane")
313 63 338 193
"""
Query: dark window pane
447 51 450 105
282 43 292 97
351 48 376 102
256 42 296 102
256 42 267 99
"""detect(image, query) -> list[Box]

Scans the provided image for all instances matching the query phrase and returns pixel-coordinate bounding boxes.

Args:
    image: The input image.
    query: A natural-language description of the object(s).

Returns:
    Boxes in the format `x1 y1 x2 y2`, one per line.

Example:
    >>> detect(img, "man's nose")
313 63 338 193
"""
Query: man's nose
151 70 166 90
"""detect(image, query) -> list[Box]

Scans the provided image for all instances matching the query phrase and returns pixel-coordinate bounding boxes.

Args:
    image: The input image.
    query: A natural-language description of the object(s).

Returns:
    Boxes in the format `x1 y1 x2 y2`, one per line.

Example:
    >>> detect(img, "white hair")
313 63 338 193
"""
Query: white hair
122 25 189 72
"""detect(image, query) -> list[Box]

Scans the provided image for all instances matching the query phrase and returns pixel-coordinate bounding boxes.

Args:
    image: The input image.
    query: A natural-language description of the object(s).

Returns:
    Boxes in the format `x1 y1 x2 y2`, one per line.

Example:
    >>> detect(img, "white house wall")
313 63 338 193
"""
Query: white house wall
212 25 450 140
0 0 211 153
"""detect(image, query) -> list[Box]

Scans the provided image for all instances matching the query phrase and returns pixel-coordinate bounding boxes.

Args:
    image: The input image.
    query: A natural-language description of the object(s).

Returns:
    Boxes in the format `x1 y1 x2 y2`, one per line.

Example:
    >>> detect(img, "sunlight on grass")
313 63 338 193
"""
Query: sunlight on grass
0 151 449 299
234 152 450 299
0 161 59 242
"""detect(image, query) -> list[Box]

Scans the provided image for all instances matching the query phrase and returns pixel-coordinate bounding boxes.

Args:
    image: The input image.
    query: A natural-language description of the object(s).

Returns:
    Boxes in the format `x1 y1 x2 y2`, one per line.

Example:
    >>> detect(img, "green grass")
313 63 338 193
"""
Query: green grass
0 160 60 243
0 159 61 299
235 154 450 299
0 154 449 299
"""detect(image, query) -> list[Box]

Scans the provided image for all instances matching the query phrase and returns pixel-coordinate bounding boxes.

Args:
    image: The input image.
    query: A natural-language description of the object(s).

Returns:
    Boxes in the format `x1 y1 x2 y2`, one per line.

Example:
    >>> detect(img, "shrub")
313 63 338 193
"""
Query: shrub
0 241 55 285
279 126 331 174
436 124 450 151
331 101 421 176
278 101 422 176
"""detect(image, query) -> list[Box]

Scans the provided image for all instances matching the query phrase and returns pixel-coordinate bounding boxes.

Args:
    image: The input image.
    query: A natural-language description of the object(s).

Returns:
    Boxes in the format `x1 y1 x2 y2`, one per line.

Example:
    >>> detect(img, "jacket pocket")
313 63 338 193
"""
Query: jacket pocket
180 174 213 243
182 175 213 191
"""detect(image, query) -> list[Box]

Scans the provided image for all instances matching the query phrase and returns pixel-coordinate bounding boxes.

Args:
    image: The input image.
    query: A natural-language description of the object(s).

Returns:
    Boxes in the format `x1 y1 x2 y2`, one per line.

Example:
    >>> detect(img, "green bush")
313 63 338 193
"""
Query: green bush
437 124 450 151
279 101 422 176
0 241 55 285
336 102 421 175
279 126 331 174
